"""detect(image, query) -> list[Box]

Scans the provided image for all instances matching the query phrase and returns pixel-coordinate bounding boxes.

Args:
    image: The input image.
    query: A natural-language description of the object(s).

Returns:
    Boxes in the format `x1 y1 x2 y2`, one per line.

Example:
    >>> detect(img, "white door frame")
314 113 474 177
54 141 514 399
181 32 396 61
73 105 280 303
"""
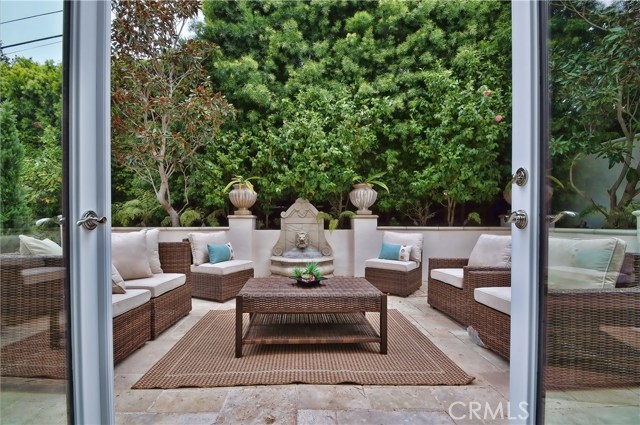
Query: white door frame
510 1 542 424
67 0 114 423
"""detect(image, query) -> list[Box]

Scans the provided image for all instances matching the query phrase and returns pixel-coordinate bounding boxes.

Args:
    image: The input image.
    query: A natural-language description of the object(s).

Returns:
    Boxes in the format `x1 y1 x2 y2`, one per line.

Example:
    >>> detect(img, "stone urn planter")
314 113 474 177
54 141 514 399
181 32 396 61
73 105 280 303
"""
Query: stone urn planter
349 183 378 215
228 184 257 215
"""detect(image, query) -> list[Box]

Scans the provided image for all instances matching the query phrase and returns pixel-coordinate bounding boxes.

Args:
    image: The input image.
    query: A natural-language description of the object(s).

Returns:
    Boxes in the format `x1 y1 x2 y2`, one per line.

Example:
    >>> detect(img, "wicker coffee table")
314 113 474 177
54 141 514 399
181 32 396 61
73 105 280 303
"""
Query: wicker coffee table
235 276 387 357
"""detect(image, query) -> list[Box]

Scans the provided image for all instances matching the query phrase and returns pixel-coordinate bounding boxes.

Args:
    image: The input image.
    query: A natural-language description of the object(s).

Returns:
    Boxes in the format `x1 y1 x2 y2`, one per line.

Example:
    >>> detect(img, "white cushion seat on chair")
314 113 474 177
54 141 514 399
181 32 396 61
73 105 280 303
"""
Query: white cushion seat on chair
191 260 254 276
125 273 186 298
430 268 464 289
112 289 151 318
474 287 511 316
364 258 419 272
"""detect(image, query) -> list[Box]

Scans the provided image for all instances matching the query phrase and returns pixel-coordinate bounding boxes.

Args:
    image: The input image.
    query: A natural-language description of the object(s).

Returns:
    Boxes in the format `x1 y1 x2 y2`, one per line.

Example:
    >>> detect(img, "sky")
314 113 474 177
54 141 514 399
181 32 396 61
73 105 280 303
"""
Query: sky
1 0 64 63
0 0 202 64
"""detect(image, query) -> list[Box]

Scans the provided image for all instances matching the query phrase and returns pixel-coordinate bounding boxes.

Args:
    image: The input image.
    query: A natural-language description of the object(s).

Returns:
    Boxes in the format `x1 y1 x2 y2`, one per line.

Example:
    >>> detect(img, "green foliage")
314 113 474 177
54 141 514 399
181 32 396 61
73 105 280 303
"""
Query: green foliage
112 192 161 227
222 175 260 193
317 210 356 232
0 58 62 223
197 0 512 225
550 0 640 227
352 171 389 192
0 102 30 230
179 209 202 227
291 262 324 281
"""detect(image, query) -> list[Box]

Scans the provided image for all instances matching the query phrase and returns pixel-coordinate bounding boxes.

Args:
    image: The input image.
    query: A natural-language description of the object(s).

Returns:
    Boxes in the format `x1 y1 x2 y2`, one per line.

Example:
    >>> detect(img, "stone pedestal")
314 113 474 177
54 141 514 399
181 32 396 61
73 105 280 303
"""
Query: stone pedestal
351 215 379 277
228 215 256 261
633 210 640 252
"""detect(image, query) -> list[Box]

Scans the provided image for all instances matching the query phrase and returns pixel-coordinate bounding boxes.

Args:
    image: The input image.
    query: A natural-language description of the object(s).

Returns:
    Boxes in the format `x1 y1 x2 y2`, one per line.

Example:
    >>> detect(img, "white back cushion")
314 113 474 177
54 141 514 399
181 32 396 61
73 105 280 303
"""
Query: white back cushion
145 228 163 274
468 234 512 267
19 235 63 256
382 231 424 262
112 230 152 280
188 231 227 265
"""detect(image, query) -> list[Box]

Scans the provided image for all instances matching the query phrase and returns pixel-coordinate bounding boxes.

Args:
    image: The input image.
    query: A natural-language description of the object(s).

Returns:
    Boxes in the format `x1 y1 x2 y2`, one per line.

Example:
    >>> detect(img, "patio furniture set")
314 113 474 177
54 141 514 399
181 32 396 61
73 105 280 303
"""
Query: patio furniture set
428 234 640 389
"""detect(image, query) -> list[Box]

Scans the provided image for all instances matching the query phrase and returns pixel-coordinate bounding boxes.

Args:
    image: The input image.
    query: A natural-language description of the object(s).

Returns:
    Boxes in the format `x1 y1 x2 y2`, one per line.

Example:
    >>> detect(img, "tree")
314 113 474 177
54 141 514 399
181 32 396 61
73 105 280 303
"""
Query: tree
198 0 512 225
550 0 640 227
111 0 233 226
0 101 30 230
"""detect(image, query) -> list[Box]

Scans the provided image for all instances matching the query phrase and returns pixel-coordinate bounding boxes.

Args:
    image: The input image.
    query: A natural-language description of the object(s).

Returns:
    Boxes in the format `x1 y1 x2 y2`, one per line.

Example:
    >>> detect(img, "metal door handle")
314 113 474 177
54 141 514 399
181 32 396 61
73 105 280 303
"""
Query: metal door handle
506 210 528 229
547 211 577 224
76 210 107 230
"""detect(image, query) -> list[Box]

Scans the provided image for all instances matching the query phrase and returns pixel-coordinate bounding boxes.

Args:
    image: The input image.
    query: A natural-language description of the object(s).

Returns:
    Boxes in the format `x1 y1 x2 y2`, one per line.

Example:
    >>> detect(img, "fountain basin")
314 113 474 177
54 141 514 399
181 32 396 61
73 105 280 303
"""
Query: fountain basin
269 256 334 277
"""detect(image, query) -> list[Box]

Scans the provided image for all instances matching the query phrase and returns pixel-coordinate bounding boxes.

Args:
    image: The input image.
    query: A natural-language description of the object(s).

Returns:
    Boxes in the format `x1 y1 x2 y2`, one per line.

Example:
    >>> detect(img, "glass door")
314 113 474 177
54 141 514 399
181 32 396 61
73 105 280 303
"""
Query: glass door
1 1 114 423
541 1 639 423
1 1 70 423
511 1 639 424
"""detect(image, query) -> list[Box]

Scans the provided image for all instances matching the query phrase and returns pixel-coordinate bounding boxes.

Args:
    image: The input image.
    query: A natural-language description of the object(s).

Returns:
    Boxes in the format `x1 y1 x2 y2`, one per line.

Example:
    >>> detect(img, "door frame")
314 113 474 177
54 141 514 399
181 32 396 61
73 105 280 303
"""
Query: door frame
510 1 542 424
67 0 114 423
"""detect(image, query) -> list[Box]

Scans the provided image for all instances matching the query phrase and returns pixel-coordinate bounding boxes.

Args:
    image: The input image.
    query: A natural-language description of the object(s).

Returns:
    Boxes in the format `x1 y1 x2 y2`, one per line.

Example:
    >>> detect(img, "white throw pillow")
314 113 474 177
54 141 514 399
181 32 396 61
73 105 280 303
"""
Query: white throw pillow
145 228 163 274
468 234 512 267
111 264 126 294
19 235 63 256
382 231 423 262
188 231 227 266
112 230 152 280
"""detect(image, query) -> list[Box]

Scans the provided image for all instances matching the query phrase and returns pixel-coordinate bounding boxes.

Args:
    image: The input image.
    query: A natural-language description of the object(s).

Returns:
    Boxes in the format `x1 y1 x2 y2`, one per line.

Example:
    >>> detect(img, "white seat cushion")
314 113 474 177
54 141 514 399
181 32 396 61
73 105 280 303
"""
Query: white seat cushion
191 260 254 276
112 289 151 318
430 268 464 289
364 258 419 273
474 287 511 316
21 266 66 285
125 273 186 298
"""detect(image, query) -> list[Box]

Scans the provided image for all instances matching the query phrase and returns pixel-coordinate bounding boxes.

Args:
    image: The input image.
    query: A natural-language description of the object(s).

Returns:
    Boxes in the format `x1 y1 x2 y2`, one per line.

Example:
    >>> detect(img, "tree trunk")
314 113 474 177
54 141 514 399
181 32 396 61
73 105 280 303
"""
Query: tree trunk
156 166 181 226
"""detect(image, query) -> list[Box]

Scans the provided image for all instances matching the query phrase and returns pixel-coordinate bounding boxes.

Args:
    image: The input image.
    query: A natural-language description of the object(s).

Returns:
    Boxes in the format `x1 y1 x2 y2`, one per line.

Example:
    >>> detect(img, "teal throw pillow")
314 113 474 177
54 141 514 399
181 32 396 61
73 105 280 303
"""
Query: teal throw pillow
208 242 233 264
379 241 402 260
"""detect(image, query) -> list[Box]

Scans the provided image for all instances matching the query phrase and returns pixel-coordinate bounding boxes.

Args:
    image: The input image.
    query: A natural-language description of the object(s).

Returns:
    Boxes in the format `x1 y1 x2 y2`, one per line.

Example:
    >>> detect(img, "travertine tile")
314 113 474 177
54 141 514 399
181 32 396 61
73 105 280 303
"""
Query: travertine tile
297 409 338 425
544 406 640 425
114 388 161 413
215 386 297 424
365 386 442 410
336 409 456 424
116 412 218 425
296 385 370 410
151 388 228 413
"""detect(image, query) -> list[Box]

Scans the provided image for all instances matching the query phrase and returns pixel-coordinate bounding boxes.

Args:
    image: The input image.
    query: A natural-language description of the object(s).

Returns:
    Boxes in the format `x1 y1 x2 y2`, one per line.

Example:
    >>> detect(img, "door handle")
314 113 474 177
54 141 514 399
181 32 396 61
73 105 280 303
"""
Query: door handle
76 210 107 230
506 210 528 229
546 211 577 224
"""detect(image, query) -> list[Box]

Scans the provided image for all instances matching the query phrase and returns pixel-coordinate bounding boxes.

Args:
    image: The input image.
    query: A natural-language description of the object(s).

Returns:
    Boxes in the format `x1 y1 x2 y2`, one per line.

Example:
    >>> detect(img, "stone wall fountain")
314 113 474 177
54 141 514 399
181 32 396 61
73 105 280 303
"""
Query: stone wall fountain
270 198 335 277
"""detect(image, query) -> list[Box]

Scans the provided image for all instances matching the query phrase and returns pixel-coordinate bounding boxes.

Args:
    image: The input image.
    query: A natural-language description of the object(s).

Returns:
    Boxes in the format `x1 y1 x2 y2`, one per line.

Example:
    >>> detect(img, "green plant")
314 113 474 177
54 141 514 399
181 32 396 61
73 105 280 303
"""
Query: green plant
352 171 389 192
317 210 356 232
222 175 260 193
464 212 482 226
291 262 326 283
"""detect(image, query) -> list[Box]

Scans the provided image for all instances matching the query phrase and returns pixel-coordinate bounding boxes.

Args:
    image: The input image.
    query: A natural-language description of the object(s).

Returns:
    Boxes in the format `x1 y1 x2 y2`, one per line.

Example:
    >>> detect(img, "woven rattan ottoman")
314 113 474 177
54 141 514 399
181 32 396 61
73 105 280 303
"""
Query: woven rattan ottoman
235 276 387 357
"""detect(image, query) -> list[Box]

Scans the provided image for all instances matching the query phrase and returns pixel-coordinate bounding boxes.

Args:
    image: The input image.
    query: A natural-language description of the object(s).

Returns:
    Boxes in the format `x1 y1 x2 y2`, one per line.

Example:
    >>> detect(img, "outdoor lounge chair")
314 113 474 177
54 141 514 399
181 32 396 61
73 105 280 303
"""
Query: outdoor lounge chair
364 231 424 297
427 234 511 325
186 233 254 302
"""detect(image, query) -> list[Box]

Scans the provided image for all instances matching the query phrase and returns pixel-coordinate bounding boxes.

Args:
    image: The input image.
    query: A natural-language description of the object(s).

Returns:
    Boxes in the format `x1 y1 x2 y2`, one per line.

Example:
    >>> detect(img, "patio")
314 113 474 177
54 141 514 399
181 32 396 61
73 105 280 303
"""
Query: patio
2 283 638 424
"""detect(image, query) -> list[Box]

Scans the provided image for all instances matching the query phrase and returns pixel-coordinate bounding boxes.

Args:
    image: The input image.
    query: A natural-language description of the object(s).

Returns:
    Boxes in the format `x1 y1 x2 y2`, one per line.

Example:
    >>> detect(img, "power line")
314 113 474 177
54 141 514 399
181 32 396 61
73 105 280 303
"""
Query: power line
2 35 63 49
0 10 63 25
3 40 62 55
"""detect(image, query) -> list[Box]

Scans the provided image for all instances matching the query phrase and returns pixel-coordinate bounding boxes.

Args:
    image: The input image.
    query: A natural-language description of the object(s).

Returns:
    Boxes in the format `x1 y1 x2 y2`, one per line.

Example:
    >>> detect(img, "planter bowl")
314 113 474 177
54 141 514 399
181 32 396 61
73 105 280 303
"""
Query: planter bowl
229 184 257 215
349 183 378 215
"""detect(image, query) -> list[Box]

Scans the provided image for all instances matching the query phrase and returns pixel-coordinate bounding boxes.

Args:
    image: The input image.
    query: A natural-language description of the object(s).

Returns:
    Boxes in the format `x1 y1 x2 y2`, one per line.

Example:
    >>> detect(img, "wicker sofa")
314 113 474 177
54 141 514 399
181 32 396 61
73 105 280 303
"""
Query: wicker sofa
468 244 639 390
427 234 512 325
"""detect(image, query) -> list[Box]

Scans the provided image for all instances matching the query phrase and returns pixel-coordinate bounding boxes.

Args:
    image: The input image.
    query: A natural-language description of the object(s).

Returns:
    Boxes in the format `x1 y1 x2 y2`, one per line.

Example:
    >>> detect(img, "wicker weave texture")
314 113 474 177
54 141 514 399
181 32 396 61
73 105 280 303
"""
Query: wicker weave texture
147 242 193 339
192 268 254 302
113 301 151 364
238 277 382 312
365 263 422 297
427 257 510 326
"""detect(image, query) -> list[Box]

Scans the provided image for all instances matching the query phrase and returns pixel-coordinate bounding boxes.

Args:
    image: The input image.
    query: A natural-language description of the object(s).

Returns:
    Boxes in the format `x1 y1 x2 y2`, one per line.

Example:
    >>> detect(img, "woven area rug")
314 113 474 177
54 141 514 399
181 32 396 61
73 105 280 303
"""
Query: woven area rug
133 309 474 389
1 330 67 379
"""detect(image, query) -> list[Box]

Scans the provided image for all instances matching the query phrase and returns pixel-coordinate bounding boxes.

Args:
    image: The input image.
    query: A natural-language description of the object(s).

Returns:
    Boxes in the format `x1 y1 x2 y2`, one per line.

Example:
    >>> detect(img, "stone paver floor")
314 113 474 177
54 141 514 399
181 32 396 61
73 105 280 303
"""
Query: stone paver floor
2 284 638 424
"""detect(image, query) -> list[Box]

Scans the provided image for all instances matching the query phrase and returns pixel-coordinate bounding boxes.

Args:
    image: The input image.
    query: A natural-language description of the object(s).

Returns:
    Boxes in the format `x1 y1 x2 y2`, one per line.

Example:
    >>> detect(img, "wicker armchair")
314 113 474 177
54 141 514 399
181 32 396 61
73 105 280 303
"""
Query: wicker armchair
364 231 424 297
428 258 511 326
184 237 254 302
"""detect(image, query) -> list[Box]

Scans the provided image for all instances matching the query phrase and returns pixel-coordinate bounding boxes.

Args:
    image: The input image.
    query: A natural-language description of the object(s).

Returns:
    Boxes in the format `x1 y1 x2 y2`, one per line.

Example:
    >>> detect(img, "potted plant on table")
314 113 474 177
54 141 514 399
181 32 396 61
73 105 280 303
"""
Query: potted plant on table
292 262 326 285
223 175 260 215
349 171 390 215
